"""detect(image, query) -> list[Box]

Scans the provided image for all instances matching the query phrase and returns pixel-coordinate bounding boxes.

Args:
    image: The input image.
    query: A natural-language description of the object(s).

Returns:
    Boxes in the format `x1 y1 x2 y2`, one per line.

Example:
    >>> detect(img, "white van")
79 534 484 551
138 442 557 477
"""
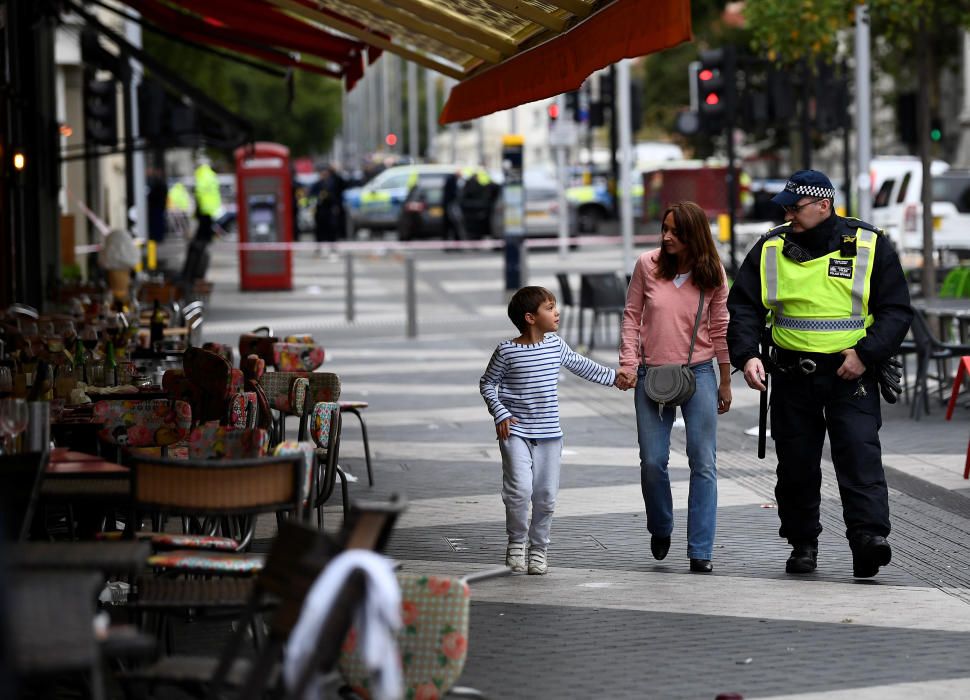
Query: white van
869 156 950 250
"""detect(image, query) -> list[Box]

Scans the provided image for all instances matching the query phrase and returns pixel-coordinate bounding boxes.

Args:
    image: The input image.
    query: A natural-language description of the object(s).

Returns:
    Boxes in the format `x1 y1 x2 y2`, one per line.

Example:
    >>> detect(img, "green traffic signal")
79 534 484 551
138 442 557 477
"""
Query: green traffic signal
930 128 942 142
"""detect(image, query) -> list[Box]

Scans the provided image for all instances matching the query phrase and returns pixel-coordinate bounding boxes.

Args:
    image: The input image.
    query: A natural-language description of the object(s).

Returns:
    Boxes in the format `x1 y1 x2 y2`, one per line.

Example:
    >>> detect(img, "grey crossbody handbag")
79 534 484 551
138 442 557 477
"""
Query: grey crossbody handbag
642 288 705 416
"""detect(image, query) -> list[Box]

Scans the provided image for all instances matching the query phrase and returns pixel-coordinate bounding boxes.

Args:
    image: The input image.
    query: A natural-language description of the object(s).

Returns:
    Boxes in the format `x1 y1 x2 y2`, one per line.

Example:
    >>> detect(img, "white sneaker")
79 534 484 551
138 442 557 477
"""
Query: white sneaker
528 548 548 575
505 541 526 572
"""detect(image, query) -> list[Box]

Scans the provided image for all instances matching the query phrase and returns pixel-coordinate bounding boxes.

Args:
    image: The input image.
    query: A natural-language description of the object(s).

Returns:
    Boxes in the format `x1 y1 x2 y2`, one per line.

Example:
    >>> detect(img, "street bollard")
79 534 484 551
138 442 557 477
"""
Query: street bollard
405 255 417 338
345 253 355 322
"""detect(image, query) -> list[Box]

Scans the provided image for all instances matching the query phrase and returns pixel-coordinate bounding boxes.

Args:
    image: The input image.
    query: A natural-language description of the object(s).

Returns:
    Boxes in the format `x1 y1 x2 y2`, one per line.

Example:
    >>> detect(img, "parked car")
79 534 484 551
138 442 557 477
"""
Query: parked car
344 164 457 237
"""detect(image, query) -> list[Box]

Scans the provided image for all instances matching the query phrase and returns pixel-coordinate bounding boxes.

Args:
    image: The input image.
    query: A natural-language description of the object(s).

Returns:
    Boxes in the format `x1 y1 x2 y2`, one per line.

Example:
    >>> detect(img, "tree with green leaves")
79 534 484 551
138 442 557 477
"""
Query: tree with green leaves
744 0 970 296
143 33 343 159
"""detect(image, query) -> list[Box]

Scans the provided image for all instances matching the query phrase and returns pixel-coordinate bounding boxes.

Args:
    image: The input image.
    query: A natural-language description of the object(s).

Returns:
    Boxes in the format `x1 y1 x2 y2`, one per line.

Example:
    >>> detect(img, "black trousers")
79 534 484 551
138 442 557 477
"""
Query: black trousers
770 367 890 545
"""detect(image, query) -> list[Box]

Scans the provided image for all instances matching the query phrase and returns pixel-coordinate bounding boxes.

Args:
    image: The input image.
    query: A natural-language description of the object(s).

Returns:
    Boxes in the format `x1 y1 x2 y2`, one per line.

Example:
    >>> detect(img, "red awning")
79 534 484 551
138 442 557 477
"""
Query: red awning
440 0 692 123
119 0 691 122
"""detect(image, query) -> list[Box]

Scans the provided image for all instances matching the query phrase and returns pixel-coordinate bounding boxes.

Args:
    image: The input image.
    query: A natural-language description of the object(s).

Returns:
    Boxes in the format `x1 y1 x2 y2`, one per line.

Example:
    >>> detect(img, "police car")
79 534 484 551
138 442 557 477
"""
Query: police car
344 164 459 237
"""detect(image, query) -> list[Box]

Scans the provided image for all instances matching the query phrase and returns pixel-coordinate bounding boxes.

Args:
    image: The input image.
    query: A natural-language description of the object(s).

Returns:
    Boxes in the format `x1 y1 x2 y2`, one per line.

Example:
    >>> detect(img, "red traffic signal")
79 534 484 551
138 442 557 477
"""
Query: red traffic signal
547 103 560 120
385 133 398 146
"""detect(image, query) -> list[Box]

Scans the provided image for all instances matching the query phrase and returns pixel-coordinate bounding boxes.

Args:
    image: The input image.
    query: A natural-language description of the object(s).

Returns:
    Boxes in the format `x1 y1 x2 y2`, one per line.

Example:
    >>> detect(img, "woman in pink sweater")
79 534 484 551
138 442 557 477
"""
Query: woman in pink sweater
619 201 732 573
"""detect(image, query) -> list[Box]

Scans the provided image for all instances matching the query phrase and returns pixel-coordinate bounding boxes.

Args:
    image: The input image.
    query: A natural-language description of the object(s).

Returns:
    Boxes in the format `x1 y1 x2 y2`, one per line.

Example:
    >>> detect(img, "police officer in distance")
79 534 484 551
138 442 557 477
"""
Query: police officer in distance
727 170 913 578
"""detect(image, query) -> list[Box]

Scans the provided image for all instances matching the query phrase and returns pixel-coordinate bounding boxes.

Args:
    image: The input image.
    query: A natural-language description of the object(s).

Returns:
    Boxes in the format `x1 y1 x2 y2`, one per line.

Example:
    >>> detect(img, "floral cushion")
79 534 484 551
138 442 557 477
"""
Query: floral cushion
273 440 315 504
187 424 269 460
309 402 339 450
339 573 470 700
283 334 314 344
94 399 192 447
149 533 240 552
273 342 325 372
147 550 264 574
229 368 244 394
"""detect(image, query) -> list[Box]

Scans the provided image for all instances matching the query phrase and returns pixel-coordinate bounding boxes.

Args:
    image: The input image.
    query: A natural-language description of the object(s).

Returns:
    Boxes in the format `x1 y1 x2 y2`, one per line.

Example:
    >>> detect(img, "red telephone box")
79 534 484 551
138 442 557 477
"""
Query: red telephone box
235 142 293 291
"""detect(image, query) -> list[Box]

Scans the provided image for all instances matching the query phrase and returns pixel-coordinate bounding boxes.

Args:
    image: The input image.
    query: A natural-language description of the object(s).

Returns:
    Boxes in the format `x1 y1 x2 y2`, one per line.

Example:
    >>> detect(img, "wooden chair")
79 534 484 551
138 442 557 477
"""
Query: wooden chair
119 498 405 699
0 450 48 541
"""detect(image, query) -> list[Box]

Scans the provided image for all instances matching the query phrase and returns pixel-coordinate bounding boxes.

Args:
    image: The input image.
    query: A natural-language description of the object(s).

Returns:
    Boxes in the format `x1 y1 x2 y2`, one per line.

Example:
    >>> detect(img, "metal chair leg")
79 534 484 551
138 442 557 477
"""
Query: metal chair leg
345 407 374 486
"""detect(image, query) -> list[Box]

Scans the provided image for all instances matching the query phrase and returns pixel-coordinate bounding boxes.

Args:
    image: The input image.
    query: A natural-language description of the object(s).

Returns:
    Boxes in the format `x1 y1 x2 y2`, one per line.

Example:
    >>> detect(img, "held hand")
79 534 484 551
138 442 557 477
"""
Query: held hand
717 383 733 414
615 369 636 391
495 417 517 441
837 349 866 381
743 357 767 392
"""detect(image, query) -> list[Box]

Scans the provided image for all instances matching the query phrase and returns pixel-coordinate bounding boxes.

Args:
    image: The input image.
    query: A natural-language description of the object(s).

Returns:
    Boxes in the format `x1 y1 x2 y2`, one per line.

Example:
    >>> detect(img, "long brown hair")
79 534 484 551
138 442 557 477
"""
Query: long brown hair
656 201 725 290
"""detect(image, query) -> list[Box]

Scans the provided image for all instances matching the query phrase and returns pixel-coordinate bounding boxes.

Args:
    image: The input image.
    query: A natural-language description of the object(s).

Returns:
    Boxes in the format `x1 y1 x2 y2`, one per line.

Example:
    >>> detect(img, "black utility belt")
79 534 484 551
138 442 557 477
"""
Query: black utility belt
772 349 845 375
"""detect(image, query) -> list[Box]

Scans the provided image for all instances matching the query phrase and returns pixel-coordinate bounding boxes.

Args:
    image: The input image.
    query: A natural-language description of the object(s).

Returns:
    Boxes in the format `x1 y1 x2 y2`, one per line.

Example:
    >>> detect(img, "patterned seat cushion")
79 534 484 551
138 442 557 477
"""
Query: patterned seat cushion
93 399 192 447
309 402 339 449
273 342 325 372
149 533 240 552
146 550 265 574
273 440 316 504
283 334 314 344
339 573 470 700
187 424 269 460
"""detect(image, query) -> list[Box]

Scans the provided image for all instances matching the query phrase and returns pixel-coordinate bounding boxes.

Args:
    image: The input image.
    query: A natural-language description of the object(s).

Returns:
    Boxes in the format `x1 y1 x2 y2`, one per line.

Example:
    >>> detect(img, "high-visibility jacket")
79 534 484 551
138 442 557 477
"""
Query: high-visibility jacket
194 164 222 218
760 222 878 353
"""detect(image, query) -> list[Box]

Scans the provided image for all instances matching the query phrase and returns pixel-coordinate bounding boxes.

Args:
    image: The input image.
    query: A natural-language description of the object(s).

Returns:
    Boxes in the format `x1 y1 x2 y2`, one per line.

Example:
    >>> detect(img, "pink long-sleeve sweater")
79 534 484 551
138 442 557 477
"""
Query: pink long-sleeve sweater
619 248 730 370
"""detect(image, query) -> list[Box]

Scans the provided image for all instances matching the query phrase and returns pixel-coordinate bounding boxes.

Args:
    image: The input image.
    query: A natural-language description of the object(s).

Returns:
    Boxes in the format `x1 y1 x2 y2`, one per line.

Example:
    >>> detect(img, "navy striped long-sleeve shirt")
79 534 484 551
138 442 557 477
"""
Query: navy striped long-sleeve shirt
479 333 617 439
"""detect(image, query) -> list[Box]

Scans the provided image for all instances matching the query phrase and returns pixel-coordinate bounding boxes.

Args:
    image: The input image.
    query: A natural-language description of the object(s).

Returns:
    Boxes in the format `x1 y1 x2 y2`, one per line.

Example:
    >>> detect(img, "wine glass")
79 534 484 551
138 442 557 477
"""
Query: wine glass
0 398 28 454
0 366 12 399
81 325 100 353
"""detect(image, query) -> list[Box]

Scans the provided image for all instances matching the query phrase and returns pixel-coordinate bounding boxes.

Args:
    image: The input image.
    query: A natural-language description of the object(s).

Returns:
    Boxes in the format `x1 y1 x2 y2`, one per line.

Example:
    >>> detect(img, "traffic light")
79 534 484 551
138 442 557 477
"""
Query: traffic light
930 116 943 143
385 132 398 147
84 76 118 147
696 47 736 132
547 102 560 123
564 90 579 121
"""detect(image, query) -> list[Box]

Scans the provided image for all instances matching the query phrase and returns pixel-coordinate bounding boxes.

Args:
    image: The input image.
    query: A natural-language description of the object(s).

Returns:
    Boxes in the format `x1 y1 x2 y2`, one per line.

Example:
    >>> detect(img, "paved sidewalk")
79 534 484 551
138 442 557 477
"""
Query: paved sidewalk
202 243 970 699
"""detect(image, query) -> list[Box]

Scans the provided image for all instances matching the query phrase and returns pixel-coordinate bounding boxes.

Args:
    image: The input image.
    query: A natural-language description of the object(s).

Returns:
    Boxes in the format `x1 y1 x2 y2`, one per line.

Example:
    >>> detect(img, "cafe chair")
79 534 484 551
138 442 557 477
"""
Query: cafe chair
556 272 579 345
580 271 627 351
0 449 49 541
119 500 405 700
339 567 511 700
238 326 278 369
909 309 970 420
307 401 348 526
8 570 108 700
259 371 311 444
273 339 326 372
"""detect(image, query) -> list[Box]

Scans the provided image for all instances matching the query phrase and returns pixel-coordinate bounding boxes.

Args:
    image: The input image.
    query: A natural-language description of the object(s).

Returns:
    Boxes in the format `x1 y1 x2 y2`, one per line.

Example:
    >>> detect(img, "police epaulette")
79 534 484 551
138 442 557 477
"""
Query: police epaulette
842 217 884 236
761 221 792 241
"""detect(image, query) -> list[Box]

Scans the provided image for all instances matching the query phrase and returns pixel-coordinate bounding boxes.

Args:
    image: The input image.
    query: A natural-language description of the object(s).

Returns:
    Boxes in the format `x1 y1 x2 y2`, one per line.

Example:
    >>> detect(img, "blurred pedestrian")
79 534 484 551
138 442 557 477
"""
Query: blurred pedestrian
618 201 732 574
442 169 463 242
146 165 168 244
480 286 626 576
727 169 912 578
311 164 347 256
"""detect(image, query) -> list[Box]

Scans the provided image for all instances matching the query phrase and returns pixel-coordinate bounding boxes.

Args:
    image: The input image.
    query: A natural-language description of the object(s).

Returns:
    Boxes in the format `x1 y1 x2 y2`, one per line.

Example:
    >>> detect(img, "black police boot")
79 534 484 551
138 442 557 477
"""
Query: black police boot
851 534 892 578
785 542 818 574
650 535 671 561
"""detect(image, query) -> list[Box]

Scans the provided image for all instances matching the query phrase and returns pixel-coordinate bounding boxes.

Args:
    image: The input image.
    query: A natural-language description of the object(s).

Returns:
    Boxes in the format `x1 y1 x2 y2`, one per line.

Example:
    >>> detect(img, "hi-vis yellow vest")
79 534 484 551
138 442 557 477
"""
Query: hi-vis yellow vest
760 229 877 353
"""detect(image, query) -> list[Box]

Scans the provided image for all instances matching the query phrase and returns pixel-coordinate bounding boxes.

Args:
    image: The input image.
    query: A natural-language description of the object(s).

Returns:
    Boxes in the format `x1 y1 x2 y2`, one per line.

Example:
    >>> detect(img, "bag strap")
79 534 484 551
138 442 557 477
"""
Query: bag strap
638 282 707 367
685 288 705 366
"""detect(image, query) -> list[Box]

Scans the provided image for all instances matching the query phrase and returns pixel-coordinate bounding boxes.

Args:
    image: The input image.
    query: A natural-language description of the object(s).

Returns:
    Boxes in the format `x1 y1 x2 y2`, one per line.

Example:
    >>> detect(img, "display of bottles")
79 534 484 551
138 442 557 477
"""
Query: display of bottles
73 337 87 383
150 300 165 349
105 340 118 387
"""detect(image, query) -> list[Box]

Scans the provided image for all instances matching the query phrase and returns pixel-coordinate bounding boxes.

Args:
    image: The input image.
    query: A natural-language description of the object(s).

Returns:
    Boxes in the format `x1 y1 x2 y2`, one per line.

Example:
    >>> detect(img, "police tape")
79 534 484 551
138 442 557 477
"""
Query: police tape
75 234 661 256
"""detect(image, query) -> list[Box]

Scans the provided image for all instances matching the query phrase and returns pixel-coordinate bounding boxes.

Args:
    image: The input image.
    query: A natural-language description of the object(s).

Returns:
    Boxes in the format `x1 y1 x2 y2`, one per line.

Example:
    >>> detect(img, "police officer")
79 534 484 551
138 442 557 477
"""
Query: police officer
727 170 912 578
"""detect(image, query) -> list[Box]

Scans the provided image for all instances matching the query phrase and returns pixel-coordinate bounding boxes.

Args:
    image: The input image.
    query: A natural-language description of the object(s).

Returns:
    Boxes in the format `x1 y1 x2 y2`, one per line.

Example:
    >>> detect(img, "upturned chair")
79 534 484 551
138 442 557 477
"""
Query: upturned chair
93 398 192 459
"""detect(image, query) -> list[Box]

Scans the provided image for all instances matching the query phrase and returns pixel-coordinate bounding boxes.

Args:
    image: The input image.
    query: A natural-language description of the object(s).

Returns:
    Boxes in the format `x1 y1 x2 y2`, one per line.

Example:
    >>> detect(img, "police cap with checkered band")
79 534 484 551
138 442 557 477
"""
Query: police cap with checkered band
771 170 836 207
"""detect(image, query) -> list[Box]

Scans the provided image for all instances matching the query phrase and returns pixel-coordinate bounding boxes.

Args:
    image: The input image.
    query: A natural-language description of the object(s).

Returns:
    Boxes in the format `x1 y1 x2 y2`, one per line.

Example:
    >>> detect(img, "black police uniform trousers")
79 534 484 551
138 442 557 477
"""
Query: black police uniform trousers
771 357 891 545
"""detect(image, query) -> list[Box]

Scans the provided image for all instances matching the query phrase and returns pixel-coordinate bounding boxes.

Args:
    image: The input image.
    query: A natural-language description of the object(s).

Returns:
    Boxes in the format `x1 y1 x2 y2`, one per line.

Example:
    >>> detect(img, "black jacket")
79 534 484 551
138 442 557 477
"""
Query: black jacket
726 213 913 370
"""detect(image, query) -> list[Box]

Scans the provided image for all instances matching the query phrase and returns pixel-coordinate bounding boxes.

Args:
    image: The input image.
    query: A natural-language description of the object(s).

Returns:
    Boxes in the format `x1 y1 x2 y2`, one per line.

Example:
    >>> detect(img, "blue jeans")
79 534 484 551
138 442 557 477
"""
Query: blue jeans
635 361 718 560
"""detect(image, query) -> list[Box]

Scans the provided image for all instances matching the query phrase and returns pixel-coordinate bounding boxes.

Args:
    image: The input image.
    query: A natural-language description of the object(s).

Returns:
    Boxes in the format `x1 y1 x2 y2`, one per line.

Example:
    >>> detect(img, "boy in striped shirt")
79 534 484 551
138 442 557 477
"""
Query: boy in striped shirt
480 285 628 574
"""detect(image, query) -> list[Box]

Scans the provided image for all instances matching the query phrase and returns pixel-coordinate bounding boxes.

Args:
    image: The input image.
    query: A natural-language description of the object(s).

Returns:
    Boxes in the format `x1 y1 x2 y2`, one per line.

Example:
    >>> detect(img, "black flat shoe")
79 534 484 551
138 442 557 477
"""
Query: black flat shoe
851 534 892 578
650 535 671 561
689 558 712 573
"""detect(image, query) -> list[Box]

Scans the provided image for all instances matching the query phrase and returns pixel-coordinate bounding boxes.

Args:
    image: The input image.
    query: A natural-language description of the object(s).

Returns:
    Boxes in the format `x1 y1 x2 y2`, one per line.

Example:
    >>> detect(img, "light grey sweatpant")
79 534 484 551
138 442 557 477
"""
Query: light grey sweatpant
499 435 563 549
